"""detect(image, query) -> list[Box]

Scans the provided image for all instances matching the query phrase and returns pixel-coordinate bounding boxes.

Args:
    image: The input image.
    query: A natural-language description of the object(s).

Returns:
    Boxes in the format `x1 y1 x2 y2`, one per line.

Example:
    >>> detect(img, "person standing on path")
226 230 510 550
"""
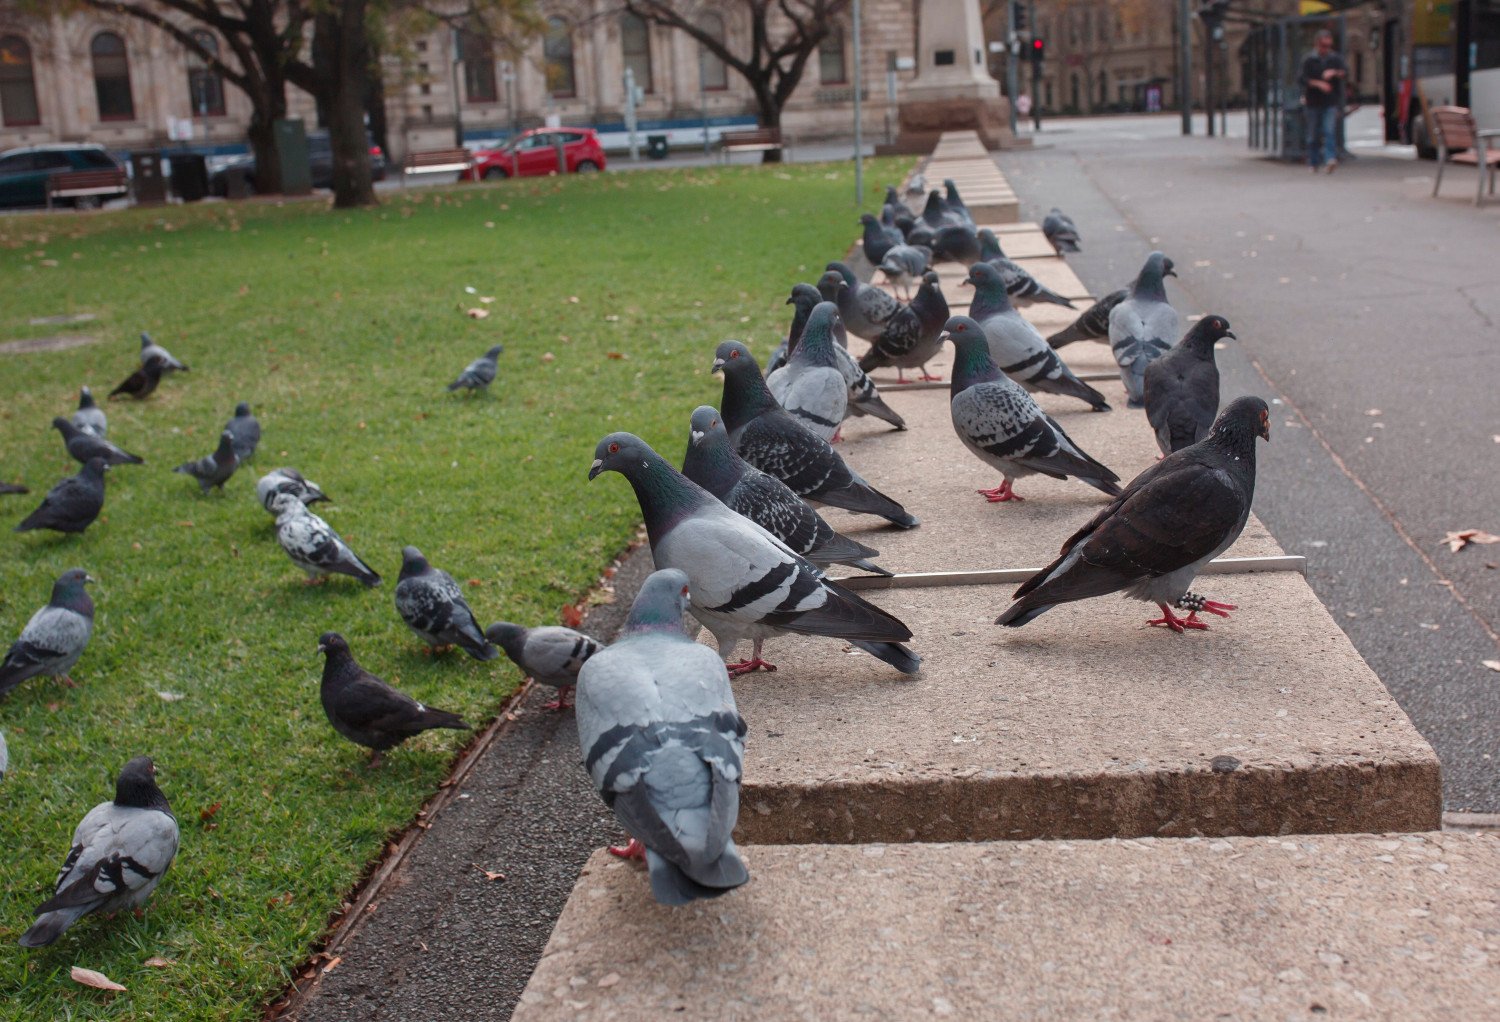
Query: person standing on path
1300 29 1346 173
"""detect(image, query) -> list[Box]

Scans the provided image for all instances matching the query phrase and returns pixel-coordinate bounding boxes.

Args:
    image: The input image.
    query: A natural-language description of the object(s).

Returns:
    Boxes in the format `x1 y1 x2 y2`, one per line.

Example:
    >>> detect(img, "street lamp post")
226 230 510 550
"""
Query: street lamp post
853 0 863 205
1178 0 1192 135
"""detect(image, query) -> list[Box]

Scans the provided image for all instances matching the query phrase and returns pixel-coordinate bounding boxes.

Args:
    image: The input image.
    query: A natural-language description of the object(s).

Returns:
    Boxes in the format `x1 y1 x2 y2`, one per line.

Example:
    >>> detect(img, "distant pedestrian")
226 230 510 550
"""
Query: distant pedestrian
1300 29 1346 173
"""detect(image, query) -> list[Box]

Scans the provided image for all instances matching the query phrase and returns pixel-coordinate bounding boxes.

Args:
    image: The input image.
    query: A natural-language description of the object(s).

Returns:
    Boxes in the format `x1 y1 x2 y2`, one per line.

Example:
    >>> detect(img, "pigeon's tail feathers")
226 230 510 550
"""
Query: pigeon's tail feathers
348 556 382 588
1046 322 1085 348
850 639 922 674
18 907 87 948
417 706 469 731
851 393 907 430
843 557 895 578
643 847 746 906
817 478 917 529
779 581 913 644
1058 238 1082 253
856 348 887 374
1032 286 1076 309
807 530 881 567
445 378 464 392
456 630 501 662
1086 476 1125 498
1039 374 1111 411
995 601 1054 627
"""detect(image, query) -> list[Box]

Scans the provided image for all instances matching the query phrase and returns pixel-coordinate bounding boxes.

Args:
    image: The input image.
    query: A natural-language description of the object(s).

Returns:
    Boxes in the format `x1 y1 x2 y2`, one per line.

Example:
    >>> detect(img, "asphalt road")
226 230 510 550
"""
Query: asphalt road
997 111 1499 811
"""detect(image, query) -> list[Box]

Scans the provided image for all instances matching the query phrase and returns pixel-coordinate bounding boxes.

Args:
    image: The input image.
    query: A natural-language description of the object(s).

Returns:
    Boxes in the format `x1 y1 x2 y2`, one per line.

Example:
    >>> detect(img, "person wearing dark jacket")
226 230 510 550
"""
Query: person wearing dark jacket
1300 29 1346 173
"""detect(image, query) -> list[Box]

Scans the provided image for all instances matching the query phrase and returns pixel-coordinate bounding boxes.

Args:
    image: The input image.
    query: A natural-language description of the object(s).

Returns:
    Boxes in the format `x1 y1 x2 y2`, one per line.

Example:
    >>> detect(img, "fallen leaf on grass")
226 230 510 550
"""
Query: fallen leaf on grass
541 352 555 363
322 956 342 974
1483 660 1500 673
267 891 293 908
156 690 184 702
465 308 489 319
605 351 627 360
479 296 495 304
199 801 221 823
143 956 175 968
560 603 584 629
71 966 125 992
1443 530 1500 553
567 295 580 304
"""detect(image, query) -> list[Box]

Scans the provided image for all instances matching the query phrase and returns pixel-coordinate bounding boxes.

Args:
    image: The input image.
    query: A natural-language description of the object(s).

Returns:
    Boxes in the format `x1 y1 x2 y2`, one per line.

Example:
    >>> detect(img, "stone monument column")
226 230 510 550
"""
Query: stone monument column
894 0 1014 151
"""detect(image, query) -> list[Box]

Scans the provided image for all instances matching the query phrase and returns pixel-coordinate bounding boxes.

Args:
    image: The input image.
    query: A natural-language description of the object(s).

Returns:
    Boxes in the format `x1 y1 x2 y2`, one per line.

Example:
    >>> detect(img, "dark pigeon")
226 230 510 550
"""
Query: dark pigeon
0 569 94 698
139 332 187 372
943 179 975 226
1145 316 1234 456
394 546 498 660
1109 251 1179 407
930 223 981 264
485 621 601 712
1043 207 1082 253
1047 289 1128 349
317 632 469 766
256 467 329 513
174 430 239 493
448 344 505 393
859 212 903 266
225 402 260 461
108 357 166 401
977 229 1076 308
852 270 949 383
14 458 106 535
269 492 381 586
72 386 107 438
920 189 967 230
52 417 142 467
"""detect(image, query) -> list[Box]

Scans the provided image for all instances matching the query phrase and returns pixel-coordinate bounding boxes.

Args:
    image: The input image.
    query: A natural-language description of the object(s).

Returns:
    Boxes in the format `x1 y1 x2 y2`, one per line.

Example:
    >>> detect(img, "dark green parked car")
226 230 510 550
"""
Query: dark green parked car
0 144 127 209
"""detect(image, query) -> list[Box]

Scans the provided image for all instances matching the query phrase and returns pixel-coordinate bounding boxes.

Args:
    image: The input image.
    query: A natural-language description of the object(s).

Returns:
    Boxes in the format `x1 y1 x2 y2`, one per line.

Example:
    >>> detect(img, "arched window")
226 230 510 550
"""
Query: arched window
91 32 135 121
819 26 846 84
621 13 652 93
697 13 727 90
460 29 497 103
544 17 575 98
187 30 224 117
0 35 40 127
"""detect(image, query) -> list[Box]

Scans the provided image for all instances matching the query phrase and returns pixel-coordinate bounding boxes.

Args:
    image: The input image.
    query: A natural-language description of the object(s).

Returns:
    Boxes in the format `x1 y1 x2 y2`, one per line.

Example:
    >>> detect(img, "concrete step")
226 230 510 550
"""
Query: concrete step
514 833 1498 1020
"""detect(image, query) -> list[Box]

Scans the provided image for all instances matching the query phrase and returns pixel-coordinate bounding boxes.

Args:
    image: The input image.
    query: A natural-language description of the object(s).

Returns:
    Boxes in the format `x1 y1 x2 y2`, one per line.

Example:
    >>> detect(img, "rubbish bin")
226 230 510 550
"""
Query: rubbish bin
222 165 252 200
170 152 208 202
130 151 166 205
274 118 312 195
646 134 669 160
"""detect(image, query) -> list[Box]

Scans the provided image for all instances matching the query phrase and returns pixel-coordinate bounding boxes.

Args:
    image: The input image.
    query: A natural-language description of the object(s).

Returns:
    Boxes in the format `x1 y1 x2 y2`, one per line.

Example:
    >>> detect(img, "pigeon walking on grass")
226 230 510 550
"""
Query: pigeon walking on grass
976 229 1076 308
853 270 949 383
108 358 166 401
1144 316 1234 455
394 546 497 660
766 302 848 441
18 756 178 948
997 397 1270 632
174 431 239 493
1042 208 1082 254
1047 289 1128 349
448 344 505 394
779 284 904 431
0 569 94 698
270 492 381 587
52 417 143 467
72 387 107 438
257 468 329 513
590 433 919 676
485 621 601 712
139 332 188 373
317 632 468 766
14 458 106 535
225 403 260 461
1109 252 1179 407
576 568 749 905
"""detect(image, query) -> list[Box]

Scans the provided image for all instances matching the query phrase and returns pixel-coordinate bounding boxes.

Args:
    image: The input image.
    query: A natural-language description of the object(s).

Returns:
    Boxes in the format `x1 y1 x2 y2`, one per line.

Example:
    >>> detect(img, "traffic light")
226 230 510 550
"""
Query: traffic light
1011 0 1027 34
1031 37 1045 63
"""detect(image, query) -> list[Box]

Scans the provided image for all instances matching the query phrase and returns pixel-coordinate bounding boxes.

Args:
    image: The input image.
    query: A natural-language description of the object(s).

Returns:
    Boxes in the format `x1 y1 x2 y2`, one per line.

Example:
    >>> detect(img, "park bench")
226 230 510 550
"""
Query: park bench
401 147 474 183
45 168 128 210
1429 105 1500 206
719 127 784 162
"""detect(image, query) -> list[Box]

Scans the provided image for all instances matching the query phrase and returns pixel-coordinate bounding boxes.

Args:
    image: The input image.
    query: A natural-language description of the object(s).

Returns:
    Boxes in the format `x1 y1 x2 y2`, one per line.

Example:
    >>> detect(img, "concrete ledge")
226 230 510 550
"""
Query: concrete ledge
515 834 1500 1021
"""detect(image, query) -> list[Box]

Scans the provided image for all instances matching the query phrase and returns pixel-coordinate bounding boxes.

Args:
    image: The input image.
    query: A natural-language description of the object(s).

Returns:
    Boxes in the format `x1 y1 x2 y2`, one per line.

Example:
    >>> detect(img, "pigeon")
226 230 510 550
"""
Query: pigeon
575 567 749 905
139 331 187 372
316 632 468 766
1047 289 1128 349
1109 252 1179 408
780 284 904 431
920 189 966 230
447 344 505 393
52 417 144 467
1042 207 1082 253
270 492 381 586
859 212 903 266
485 621 601 711
394 546 498 660
714 341 919 529
108 357 166 400
1145 316 1234 456
930 224 981 264
174 430 239 493
14 458 106 535
903 173 926 206
823 261 899 340
877 244 931 300
0 569 94 698
998 397 1269 631
683 406 890 577
0 481 27 495
256 467 329 513
976 229 1076 308
964 263 1109 411
225 402 260 461
72 386 107 438
591 434 919 675
943 179 974 225
766 301 847 441
853 270 949 383
897 211 935 248
943 316 1122 503
18 756 179 948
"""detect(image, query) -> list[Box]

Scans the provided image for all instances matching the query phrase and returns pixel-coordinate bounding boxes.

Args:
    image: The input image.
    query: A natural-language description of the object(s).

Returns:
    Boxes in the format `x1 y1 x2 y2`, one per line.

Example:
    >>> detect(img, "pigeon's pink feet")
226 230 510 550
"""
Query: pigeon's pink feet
726 657 778 677
608 838 646 861
1199 599 1237 618
1147 604 1209 633
917 372 944 382
830 428 843 444
977 481 1023 503
59 675 78 688
542 686 575 712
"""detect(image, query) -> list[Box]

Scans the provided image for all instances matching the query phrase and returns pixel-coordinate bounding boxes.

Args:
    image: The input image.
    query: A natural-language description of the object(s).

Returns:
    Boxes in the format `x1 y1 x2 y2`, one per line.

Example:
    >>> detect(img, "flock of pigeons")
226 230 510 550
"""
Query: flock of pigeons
5 171 1274 941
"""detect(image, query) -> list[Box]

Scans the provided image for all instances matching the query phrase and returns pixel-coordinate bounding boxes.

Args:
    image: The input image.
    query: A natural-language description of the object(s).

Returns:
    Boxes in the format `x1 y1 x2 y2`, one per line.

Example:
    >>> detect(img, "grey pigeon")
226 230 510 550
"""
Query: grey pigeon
485 621 600 711
897 211 935 248
766 301 847 441
1042 207 1082 253
14 458 106 534
448 344 505 393
859 212 904 266
590 433 920 675
256 467 329 513
225 402 260 461
998 398 1269 631
977 229 1076 308
943 179 975 226
72 386 106 438
52 417 143 467
1144 315 1234 455
930 223 981 264
943 316 1122 503
270 492 381 586
852 270 949 383
683 405 890 577
174 430 239 493
1109 252 1179 408
139 331 187 372
823 261 899 340
920 189 967 230
317 632 467 766
779 284 904 432
714 341 919 529
903 173 927 206
575 568 749 905
108 357 166 400
965 263 1109 411
1048 289 1128 349
0 569 94 697
19 755 179 948
877 244 931 300
394 546 498 660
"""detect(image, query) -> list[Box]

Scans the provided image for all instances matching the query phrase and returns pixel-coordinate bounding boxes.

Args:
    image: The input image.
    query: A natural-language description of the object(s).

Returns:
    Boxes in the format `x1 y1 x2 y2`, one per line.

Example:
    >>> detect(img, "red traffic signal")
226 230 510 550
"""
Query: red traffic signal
1031 37 1045 61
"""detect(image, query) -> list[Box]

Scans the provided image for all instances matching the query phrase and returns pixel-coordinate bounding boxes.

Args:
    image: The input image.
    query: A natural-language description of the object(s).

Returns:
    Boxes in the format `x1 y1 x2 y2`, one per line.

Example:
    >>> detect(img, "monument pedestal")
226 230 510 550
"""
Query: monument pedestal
887 96 1014 153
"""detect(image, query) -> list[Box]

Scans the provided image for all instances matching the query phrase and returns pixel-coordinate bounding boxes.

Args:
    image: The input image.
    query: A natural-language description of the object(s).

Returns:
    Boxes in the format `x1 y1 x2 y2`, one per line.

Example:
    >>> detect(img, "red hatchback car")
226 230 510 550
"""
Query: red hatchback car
463 127 607 180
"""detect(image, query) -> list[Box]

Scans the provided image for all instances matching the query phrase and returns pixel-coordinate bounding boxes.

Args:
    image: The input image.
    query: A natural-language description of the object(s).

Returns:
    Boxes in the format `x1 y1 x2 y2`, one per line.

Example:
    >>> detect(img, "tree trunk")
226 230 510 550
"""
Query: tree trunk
313 0 376 208
753 84 785 164
246 71 288 195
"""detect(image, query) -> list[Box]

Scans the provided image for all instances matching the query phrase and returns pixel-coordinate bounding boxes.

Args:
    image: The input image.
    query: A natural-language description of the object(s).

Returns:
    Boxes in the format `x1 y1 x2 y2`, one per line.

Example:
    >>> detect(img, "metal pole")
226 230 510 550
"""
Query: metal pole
1204 20 1215 137
1179 0 1193 134
853 0 863 205
1030 0 1041 132
700 54 710 155
451 28 465 147
624 67 640 162
1005 1 1019 136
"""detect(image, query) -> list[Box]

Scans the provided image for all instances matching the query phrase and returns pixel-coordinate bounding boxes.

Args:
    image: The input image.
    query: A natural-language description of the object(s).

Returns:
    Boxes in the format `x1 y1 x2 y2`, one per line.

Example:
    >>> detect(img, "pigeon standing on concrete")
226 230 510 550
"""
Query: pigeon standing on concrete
1042 208 1082 253
590 432 920 676
139 332 188 373
944 316 1122 503
1047 289 1128 349
52 417 143 467
225 402 260 462
269 492 381 586
14 458 106 535
715 341 919 529
1109 251 1179 408
575 568 749 906
943 179 975 226
854 270 950 383
0 569 94 698
781 284 904 431
877 244 932 300
108 358 166 401
174 430 239 493
317 633 468 766
897 211 935 249
997 397 1270 632
920 189 966 230
485 621 601 711
976 229 1076 308
859 212 904 266
1144 316 1234 455
72 387 107 438
394 546 498 660
256 468 329 513
823 261 899 340
766 302 848 442
965 264 1109 411
18 756 178 948
448 344 505 394
930 224 981 264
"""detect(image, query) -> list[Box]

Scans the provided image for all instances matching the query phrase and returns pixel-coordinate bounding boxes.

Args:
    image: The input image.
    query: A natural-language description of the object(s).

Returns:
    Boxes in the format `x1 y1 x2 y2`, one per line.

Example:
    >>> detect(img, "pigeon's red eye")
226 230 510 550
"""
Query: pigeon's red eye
730 350 740 359
608 442 619 454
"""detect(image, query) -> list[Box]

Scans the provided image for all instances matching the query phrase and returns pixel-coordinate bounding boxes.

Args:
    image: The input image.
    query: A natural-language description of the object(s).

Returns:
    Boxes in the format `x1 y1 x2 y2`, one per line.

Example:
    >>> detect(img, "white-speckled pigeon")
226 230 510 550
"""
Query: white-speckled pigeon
0 569 94 698
823 261 899 340
1047 289 1128 349
317 632 467 766
448 344 504 393
486 621 601 711
781 284 904 431
1144 316 1234 456
174 431 239 493
225 402 260 461
877 244 931 300
575 568 749 905
1042 208 1082 253
72 387 106 438
1108 252 1179 408
976 229 1076 308
52 417 143 467
256 467 329 513
139 332 187 372
394 546 497 660
766 302 847 441
270 492 381 586
14 458 106 535
851 270 949 383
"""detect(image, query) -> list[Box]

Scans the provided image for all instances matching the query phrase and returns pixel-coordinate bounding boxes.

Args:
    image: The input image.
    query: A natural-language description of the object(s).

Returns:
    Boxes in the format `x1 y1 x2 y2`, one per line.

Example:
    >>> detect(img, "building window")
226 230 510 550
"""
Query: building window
544 17 575 98
460 29 497 103
91 32 135 121
698 13 728 90
819 26 847 84
621 13 652 93
0 35 40 126
1097 70 1107 105
186 30 225 117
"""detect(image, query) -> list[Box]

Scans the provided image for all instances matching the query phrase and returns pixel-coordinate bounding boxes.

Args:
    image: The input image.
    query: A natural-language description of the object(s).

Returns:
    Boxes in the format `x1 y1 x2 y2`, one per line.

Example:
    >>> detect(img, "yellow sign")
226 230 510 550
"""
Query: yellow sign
1299 1 1331 13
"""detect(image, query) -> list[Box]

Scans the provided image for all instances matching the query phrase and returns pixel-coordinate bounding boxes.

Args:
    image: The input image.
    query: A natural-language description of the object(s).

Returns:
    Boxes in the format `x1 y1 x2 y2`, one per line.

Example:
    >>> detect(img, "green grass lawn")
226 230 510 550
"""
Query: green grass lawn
0 157 908 1020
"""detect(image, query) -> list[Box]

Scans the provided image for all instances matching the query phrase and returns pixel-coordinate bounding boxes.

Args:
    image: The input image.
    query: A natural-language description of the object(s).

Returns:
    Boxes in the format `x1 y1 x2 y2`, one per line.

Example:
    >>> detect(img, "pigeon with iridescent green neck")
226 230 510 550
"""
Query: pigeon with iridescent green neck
0 568 94 697
766 301 847 441
775 284 904 431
